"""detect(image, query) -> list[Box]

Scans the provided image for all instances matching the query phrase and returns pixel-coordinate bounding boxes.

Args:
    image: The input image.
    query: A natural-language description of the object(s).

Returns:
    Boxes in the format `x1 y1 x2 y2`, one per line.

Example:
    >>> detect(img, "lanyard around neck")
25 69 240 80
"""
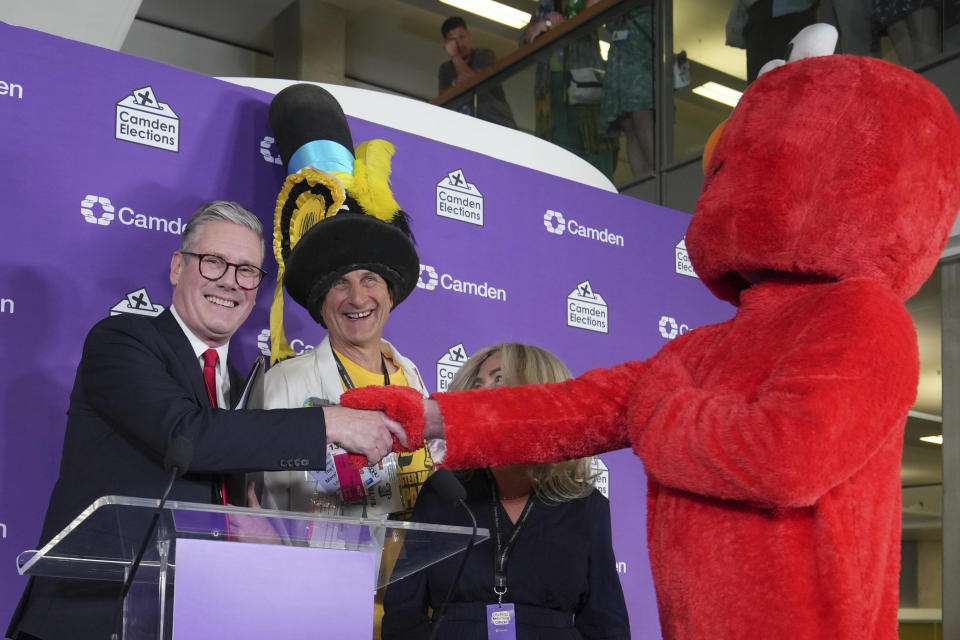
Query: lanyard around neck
331 343 390 389
487 469 534 604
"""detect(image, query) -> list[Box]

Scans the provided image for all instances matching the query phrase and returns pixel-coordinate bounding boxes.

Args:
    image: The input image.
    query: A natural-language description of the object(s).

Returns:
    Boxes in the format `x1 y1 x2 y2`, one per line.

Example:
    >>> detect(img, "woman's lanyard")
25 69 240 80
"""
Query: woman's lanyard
331 343 390 389
487 470 535 605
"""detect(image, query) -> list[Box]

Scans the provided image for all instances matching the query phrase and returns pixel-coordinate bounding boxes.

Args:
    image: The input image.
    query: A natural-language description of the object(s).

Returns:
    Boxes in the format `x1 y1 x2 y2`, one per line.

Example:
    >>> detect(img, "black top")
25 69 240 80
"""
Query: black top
382 471 631 639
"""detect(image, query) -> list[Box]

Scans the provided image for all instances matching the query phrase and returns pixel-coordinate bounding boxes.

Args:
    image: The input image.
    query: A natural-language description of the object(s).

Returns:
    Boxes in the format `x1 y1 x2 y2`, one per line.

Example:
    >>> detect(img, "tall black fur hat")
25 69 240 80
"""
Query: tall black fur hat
268 83 418 363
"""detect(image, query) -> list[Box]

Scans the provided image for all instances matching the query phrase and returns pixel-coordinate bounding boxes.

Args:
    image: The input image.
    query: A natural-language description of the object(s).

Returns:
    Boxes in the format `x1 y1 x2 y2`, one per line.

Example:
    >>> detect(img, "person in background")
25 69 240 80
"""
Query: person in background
382 343 630 640
601 2 656 178
525 0 619 180
6 201 405 640
438 16 517 128
874 0 940 66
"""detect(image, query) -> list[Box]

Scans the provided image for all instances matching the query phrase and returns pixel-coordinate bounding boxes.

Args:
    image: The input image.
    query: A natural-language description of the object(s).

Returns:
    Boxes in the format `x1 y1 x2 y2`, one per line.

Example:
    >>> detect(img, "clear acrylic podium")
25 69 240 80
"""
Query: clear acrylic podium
16 495 488 639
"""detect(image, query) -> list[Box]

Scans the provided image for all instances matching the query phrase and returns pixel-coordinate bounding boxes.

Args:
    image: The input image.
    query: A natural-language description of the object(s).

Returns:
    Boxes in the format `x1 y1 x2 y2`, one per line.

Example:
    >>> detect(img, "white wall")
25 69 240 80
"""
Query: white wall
122 19 267 78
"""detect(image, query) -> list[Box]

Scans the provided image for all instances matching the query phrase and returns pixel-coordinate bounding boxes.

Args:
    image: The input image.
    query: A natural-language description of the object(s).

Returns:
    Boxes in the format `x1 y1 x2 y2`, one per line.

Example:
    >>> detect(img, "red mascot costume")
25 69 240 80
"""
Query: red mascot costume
343 27 960 639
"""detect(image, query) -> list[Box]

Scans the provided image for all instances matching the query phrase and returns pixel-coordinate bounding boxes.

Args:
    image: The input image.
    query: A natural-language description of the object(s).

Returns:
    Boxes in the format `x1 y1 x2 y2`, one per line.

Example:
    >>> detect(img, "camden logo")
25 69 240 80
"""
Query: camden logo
416 264 506 302
110 288 165 317
80 195 184 235
543 210 566 235
257 329 272 356
436 169 483 226
543 209 624 247
436 343 469 392
115 86 180 152
418 265 439 291
675 238 698 278
658 315 689 340
260 135 282 165
0 296 13 314
590 457 610 499
256 328 314 357
81 195 115 226
567 280 608 334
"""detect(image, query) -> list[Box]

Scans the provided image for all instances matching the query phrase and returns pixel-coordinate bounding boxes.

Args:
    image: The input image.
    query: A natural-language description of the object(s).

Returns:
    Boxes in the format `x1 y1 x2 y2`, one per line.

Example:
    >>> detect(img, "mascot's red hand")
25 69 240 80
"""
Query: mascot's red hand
341 386 426 470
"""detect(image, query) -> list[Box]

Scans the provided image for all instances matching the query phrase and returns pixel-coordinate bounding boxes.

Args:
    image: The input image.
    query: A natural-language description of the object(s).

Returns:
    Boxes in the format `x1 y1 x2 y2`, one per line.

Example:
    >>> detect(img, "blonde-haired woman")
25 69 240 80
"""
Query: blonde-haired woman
382 343 630 639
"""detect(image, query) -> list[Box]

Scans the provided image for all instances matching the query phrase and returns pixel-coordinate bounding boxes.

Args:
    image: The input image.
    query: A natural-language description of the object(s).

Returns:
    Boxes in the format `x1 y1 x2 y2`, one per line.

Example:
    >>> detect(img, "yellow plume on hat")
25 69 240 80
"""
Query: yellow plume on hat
351 140 400 222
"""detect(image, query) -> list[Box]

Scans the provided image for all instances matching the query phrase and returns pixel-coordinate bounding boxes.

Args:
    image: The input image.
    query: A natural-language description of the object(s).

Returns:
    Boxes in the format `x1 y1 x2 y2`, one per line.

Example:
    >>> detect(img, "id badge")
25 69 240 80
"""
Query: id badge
612 29 630 42
486 603 516 639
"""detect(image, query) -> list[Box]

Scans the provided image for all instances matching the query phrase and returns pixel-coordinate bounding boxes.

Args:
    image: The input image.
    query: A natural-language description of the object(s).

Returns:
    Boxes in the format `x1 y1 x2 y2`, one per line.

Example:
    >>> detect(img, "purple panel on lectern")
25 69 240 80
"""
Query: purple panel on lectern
173 539 375 638
0 20 736 639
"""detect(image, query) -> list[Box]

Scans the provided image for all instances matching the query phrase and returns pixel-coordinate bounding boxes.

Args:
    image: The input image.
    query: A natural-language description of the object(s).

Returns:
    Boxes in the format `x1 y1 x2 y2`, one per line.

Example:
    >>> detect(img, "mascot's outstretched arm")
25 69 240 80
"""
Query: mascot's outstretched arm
343 358 644 467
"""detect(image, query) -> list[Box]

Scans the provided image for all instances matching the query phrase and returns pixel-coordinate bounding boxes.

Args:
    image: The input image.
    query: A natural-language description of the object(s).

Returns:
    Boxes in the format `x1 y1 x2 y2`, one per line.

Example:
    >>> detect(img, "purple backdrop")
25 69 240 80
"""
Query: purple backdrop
0 21 733 638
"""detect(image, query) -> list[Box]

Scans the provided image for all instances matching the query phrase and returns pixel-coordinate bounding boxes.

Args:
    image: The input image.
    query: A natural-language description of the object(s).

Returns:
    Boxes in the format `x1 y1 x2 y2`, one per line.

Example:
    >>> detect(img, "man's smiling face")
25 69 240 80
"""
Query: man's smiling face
169 221 262 347
319 269 393 353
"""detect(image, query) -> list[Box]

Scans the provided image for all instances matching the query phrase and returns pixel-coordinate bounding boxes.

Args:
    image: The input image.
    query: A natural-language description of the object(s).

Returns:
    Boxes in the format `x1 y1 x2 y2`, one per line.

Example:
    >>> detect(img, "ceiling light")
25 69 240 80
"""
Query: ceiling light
439 0 532 29
599 40 610 61
920 435 943 445
692 81 743 108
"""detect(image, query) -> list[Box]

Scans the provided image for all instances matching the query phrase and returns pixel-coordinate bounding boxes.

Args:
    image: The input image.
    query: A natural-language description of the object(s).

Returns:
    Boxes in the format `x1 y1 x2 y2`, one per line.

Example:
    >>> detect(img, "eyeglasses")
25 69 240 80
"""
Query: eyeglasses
179 252 267 290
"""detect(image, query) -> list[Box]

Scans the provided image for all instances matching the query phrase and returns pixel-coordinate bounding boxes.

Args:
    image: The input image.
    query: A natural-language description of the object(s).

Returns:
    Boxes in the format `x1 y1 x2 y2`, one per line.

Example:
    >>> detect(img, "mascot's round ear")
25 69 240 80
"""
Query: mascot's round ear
757 23 838 78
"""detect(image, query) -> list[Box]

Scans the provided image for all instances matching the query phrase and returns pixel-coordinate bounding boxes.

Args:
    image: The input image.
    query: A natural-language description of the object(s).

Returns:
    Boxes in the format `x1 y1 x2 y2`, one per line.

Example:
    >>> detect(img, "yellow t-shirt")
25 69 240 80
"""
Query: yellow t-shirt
334 350 433 639
333 349 434 516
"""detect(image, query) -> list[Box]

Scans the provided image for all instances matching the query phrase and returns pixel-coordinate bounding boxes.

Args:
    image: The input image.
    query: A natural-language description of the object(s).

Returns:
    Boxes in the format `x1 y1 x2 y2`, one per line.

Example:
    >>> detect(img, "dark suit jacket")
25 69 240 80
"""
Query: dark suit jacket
8 309 328 640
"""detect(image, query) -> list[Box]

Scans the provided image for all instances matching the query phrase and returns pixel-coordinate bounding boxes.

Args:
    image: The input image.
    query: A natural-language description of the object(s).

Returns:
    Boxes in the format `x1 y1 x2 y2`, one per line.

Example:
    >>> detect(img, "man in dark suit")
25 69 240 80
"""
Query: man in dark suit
7 201 405 640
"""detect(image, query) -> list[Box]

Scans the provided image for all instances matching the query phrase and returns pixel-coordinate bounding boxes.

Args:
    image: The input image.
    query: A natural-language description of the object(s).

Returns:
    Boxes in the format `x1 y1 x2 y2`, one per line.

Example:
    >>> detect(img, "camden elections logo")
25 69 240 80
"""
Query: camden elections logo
437 343 469 392
675 238 698 278
256 328 315 357
79 195 184 235
436 170 483 226
416 264 507 302
115 86 180 152
110 288 164 317
567 281 608 334
543 210 624 247
658 315 689 340
590 457 611 499
260 136 282 165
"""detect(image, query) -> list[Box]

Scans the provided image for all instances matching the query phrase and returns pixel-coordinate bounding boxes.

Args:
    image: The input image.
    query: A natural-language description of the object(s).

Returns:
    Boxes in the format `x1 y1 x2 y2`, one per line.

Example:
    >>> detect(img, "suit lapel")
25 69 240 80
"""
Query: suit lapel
227 358 244 408
154 308 209 408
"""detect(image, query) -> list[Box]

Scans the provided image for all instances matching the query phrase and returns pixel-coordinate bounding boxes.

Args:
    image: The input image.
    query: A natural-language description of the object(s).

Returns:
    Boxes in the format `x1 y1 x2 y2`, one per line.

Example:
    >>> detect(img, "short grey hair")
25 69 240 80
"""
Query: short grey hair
179 200 264 258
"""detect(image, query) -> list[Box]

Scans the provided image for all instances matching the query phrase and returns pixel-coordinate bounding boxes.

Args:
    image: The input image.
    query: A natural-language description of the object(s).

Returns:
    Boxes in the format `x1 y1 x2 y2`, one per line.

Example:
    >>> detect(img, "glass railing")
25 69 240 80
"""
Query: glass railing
433 0 654 187
434 0 960 193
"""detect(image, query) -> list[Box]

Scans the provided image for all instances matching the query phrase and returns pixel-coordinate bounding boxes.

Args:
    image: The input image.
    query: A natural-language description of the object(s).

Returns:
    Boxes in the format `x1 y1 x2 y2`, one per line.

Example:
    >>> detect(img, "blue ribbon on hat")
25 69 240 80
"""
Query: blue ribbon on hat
288 139 355 176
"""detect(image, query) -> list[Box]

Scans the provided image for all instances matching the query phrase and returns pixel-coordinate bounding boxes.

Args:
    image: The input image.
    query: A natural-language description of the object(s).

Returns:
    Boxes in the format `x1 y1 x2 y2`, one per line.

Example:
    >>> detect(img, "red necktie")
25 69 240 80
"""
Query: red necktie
202 349 229 509
202 348 219 408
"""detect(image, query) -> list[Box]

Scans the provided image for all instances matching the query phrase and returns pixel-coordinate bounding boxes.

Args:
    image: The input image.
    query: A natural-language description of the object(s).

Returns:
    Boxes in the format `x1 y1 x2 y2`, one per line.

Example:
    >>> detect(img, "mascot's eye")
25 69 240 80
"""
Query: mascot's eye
701 160 724 193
